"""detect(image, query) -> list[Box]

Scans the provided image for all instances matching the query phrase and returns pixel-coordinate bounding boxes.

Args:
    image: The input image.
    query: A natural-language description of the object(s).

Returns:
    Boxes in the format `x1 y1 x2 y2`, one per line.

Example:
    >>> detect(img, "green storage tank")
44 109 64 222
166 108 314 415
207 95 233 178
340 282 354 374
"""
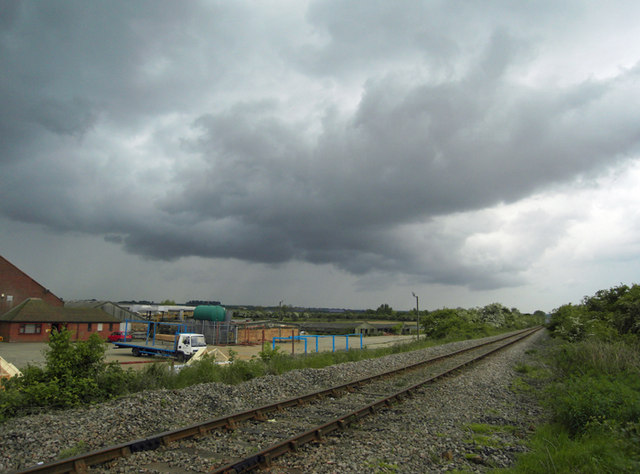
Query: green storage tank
193 305 226 321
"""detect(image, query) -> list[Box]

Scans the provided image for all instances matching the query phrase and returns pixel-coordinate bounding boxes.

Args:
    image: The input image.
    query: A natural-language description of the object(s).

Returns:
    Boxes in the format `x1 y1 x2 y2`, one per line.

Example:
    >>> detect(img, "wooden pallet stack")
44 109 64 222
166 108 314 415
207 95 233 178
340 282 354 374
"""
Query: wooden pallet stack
0 355 21 384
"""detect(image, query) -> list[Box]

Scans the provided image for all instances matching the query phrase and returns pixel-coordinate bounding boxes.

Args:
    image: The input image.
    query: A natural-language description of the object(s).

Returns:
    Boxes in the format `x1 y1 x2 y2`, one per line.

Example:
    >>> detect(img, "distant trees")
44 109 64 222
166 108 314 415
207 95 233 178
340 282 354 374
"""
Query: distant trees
420 303 541 340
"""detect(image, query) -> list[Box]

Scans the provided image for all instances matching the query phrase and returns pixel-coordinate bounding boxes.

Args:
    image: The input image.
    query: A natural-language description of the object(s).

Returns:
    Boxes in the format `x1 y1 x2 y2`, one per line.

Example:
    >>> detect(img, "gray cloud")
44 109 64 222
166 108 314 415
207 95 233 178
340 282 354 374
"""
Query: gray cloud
2 1 640 293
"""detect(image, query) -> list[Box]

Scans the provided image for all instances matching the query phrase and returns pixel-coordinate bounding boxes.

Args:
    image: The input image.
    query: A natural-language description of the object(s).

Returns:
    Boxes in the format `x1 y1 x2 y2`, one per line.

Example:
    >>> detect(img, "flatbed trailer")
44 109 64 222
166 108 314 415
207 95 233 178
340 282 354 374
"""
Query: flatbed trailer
112 320 206 361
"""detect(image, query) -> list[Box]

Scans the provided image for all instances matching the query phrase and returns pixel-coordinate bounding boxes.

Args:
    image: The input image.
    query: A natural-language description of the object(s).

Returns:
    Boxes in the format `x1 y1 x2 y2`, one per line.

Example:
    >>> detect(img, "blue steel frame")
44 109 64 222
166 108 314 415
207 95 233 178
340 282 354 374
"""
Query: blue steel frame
272 333 363 354
123 319 187 345
114 320 190 357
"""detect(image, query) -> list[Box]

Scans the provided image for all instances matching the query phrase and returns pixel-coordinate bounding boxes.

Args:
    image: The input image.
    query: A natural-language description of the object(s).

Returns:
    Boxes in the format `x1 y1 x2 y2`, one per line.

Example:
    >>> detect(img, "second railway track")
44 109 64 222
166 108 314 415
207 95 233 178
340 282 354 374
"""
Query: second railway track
18 327 542 473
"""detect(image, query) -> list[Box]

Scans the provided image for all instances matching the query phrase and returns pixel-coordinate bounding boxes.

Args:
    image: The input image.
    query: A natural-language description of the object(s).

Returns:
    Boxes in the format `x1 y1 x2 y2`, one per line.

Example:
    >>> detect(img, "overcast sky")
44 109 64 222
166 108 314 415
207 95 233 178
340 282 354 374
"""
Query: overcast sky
2 1 640 313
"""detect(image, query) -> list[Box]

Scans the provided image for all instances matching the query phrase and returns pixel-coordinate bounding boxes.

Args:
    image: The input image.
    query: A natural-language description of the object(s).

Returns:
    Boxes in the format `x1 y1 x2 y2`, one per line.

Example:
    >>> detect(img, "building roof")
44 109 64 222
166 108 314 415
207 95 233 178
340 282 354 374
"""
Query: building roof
236 320 299 328
299 322 359 331
64 300 133 311
0 255 64 306
0 298 120 323
360 321 408 329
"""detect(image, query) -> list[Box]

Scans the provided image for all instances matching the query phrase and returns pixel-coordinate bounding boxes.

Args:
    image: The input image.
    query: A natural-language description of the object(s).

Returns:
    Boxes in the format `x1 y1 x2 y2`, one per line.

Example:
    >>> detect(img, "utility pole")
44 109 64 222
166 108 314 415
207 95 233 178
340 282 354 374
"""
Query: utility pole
412 292 420 340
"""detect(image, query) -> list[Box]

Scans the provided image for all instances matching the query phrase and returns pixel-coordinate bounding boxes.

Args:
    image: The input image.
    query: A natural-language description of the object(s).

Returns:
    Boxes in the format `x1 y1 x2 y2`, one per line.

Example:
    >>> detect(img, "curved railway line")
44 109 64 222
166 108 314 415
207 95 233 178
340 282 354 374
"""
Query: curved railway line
18 326 542 473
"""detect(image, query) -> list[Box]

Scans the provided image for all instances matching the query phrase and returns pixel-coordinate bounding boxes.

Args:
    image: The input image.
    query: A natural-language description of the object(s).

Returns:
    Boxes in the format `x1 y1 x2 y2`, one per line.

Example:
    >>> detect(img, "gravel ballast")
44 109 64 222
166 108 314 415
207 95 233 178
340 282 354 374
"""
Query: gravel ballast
0 330 549 473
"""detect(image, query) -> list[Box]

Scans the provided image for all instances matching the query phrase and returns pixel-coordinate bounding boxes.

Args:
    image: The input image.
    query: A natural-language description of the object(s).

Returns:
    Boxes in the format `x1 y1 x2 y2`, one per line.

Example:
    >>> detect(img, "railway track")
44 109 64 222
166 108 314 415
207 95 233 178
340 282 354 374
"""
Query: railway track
18 327 542 473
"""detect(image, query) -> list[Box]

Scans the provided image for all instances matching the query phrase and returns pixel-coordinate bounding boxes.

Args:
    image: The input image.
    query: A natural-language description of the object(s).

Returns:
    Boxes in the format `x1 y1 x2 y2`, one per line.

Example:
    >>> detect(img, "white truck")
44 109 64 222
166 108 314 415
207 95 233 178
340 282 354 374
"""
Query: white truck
112 321 206 362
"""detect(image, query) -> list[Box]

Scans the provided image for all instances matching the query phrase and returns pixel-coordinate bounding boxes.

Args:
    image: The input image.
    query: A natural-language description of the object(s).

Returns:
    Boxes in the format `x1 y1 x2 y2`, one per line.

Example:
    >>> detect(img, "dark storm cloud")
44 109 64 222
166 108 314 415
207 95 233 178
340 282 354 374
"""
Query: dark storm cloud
1 1 640 291
156 45 640 287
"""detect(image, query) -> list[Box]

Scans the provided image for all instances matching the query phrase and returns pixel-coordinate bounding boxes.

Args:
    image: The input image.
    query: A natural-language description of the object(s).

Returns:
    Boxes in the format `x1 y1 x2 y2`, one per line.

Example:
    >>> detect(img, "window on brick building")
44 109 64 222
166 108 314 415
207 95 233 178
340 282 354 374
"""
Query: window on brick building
87 323 92 331
19 323 42 334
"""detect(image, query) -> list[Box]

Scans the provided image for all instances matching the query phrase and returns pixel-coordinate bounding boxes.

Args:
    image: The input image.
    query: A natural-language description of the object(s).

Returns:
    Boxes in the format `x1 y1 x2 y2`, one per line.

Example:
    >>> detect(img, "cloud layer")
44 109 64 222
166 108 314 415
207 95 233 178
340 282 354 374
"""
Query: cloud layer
2 0 640 302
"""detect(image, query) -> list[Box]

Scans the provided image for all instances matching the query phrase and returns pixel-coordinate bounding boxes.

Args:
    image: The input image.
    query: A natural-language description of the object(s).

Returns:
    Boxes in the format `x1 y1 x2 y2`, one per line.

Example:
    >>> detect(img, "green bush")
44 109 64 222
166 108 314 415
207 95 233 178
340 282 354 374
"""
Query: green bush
173 355 224 387
506 328 640 473
0 329 132 420
547 374 640 436
220 359 266 384
549 284 640 341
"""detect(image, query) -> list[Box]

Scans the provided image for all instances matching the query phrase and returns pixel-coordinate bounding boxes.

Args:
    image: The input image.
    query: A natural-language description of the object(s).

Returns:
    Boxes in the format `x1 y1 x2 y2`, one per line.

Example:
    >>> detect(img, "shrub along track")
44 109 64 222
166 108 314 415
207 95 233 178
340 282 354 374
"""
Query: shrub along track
17 327 541 473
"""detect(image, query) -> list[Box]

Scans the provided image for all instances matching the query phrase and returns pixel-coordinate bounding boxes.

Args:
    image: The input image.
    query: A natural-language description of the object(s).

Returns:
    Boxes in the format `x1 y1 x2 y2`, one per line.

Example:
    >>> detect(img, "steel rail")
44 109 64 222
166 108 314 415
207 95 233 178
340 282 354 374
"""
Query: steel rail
16 327 541 474
212 326 542 473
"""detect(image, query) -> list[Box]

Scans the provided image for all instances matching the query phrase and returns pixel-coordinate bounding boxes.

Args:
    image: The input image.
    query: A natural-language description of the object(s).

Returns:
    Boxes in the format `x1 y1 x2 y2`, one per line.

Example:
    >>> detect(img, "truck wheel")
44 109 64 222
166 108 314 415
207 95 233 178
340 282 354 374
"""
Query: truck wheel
132 348 140 357
178 353 186 363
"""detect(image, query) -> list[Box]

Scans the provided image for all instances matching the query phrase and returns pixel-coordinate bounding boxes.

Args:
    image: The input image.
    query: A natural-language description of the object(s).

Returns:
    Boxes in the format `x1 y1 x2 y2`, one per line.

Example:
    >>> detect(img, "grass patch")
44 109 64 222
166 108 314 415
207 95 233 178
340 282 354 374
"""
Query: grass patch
502 423 639 473
463 423 516 449
466 433 504 448
465 423 517 434
364 459 399 473
58 441 88 459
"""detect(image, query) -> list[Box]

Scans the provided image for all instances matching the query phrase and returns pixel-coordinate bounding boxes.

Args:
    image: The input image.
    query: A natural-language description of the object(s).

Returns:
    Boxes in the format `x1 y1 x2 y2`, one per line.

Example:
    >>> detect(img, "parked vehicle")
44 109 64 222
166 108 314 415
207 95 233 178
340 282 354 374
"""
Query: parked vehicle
112 321 206 362
107 331 132 342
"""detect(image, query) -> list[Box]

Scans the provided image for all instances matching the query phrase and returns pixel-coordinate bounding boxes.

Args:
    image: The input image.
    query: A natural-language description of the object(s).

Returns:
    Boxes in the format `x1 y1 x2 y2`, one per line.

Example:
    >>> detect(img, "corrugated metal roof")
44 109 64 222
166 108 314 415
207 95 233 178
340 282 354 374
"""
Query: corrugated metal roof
299 322 359 330
0 298 120 323
64 300 106 308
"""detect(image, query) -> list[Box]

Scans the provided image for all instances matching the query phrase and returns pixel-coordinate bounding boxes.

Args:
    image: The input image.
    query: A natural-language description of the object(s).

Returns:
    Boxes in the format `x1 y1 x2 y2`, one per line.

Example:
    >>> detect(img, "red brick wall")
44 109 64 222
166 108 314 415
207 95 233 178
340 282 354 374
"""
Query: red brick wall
0 322 117 343
0 257 64 314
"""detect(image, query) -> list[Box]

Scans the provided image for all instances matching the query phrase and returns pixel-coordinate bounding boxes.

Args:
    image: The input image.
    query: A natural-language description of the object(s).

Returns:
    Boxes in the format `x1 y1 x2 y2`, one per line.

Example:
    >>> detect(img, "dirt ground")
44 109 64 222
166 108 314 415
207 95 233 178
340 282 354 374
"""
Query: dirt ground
0 335 416 371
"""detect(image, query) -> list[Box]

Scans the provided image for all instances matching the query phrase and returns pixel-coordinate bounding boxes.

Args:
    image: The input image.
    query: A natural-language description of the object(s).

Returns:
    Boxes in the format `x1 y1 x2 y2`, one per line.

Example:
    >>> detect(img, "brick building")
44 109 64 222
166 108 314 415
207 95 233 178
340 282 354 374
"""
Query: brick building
0 298 120 342
0 256 119 342
0 255 63 314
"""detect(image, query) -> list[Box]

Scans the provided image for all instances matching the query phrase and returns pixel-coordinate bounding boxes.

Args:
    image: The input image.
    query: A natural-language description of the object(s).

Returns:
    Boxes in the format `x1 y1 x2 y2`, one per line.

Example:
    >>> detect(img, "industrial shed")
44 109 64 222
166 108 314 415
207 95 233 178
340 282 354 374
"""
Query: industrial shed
355 321 413 336
0 298 120 342
65 300 137 321
298 321 359 335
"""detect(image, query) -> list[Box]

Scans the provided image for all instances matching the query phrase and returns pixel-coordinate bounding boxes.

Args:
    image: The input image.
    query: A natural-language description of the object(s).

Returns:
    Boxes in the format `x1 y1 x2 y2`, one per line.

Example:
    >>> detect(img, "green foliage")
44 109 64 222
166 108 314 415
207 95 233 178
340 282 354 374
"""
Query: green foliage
419 302 542 341
172 356 223 387
376 303 394 315
505 328 640 473
549 339 640 378
257 345 283 362
480 302 519 327
542 338 640 437
0 330 134 420
546 374 640 436
504 423 639 473
549 284 640 342
463 423 516 451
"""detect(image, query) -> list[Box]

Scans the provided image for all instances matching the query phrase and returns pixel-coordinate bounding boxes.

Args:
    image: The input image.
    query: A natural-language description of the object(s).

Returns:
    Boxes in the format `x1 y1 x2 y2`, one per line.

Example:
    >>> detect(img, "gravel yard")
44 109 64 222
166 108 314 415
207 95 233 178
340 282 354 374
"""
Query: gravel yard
0 330 548 473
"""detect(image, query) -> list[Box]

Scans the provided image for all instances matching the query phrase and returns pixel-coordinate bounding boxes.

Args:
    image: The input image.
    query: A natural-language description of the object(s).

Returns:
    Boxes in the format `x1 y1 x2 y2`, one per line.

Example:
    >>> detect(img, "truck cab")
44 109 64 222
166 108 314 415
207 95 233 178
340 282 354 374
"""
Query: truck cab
175 333 207 360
